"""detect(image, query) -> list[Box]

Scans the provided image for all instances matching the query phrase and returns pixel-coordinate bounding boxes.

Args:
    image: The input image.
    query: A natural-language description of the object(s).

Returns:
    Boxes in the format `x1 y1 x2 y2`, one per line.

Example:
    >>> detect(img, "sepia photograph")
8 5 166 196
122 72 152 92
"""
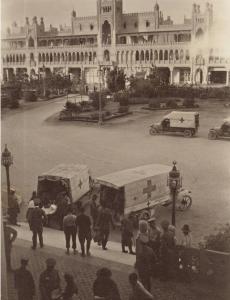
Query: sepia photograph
1 0 230 299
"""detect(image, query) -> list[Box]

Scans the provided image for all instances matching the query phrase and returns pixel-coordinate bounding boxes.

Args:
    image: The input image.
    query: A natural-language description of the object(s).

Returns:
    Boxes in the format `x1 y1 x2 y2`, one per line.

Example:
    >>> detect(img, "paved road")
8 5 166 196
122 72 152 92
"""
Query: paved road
2 97 230 245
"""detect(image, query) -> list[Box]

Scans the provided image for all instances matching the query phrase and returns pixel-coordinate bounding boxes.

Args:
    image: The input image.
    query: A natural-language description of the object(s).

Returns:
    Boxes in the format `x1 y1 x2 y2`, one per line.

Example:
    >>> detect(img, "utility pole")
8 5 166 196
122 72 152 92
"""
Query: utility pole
98 63 103 126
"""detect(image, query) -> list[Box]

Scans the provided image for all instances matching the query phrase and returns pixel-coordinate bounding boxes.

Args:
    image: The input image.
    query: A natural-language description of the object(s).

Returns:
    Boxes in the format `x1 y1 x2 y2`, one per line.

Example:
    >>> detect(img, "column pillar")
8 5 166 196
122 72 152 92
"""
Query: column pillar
226 70 229 86
170 67 173 85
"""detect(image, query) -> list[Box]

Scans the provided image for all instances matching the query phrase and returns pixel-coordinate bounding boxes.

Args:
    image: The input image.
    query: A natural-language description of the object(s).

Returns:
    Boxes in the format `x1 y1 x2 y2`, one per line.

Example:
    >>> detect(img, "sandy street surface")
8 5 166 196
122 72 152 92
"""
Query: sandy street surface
1 97 230 245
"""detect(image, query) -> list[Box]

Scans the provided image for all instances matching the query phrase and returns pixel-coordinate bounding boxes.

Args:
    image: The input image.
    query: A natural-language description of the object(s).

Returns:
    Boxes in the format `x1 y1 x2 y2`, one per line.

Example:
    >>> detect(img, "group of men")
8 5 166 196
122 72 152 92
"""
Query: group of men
135 216 193 291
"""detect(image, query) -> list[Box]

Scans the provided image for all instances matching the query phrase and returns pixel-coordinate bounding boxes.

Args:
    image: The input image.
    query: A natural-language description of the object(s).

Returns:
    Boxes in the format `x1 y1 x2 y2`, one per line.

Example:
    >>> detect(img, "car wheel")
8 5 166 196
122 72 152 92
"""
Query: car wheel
208 131 217 140
184 129 192 138
149 128 158 135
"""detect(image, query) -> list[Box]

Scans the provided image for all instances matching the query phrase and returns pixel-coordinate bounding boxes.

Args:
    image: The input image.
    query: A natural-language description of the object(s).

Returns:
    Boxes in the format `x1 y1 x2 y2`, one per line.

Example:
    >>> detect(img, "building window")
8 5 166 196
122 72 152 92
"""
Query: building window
146 21 150 27
90 24 94 30
79 24 82 31
123 22 127 29
134 22 138 28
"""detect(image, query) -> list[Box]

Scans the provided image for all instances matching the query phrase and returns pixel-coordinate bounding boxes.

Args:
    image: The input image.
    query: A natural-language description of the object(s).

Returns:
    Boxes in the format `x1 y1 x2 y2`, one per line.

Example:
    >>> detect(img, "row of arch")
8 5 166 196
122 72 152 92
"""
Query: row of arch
3 53 26 63
116 49 190 64
38 51 97 64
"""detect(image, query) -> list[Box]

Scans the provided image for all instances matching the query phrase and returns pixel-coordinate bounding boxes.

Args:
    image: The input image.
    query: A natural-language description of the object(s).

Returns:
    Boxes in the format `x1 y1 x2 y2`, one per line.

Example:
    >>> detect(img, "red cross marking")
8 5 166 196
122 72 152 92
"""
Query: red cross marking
143 180 156 199
78 180 83 189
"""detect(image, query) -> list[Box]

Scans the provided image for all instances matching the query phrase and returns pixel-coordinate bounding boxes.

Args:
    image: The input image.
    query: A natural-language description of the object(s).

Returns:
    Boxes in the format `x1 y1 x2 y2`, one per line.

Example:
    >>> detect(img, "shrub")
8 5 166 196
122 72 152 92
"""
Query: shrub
200 224 230 253
114 90 129 106
89 92 106 110
166 99 178 108
149 99 161 109
118 106 129 113
9 99 19 109
23 90 37 102
183 98 195 108
64 101 82 113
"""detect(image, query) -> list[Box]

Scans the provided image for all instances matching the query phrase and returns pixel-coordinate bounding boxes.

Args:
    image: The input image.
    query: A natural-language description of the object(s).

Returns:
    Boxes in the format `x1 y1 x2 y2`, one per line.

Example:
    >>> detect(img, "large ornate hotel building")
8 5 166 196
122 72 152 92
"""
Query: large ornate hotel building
1 0 230 87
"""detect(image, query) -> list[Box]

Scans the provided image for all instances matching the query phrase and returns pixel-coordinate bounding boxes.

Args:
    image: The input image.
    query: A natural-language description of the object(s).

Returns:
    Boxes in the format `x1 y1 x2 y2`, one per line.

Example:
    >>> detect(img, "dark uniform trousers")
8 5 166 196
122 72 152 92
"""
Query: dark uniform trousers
64 226 77 249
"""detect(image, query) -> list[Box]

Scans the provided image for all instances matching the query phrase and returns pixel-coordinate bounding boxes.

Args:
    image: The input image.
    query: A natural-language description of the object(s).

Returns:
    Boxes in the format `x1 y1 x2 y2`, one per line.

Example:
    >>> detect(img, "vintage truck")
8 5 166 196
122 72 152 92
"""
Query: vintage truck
208 118 230 140
95 164 192 221
149 111 200 137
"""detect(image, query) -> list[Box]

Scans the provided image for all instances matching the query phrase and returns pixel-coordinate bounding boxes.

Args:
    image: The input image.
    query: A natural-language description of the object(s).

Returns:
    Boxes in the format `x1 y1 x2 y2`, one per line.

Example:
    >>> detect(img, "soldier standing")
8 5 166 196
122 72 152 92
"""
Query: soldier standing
30 200 47 250
8 188 20 226
14 257 35 300
3 220 17 271
39 258 61 300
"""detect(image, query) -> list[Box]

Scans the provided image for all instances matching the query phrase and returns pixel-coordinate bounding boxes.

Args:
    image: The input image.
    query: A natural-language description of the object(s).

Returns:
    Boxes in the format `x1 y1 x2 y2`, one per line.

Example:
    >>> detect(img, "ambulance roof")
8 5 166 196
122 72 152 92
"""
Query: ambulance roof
223 117 230 124
38 164 89 180
96 164 171 189
163 111 199 120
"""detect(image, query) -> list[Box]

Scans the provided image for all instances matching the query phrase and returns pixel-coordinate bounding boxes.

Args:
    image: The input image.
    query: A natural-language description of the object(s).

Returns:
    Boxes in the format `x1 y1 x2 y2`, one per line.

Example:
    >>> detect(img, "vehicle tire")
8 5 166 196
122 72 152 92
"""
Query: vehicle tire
149 128 158 135
178 195 192 211
184 129 192 138
208 131 217 140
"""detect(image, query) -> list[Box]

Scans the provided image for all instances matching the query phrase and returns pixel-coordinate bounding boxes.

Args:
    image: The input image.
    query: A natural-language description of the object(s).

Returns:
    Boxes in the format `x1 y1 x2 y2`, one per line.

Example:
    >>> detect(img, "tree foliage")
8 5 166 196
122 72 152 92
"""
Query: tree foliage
107 67 126 92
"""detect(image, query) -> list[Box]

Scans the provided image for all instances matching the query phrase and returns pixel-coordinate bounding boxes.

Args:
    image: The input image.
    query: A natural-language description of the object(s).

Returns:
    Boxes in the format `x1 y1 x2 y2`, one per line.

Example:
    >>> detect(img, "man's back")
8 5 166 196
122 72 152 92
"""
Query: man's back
97 208 112 230
30 207 45 229
15 267 35 295
76 214 91 234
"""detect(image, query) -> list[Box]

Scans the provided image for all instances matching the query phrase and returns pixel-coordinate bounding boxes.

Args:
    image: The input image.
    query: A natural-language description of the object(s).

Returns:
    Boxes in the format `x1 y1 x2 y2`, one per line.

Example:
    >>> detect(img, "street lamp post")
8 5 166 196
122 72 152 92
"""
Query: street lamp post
42 64 46 98
168 161 181 226
98 63 103 126
1 145 13 208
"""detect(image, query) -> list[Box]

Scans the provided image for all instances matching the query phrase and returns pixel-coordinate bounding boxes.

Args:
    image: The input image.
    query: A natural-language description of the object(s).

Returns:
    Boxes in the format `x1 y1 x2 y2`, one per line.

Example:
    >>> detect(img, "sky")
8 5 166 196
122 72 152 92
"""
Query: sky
1 0 230 30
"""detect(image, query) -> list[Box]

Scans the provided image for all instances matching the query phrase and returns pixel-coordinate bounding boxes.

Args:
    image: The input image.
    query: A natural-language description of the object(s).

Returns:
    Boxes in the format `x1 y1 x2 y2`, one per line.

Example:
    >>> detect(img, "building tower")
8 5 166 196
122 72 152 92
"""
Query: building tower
97 0 123 63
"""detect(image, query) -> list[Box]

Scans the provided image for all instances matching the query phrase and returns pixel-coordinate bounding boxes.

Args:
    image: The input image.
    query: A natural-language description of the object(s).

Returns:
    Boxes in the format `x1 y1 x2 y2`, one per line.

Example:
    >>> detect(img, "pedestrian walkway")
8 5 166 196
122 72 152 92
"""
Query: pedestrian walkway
12 222 136 266
8 239 225 300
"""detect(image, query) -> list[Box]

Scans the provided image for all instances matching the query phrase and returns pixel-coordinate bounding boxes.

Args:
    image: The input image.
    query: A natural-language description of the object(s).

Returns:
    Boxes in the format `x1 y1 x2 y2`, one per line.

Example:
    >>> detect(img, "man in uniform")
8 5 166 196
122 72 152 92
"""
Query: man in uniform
121 213 135 255
39 258 60 300
96 204 114 250
3 219 17 271
30 200 47 250
8 188 20 226
14 257 35 300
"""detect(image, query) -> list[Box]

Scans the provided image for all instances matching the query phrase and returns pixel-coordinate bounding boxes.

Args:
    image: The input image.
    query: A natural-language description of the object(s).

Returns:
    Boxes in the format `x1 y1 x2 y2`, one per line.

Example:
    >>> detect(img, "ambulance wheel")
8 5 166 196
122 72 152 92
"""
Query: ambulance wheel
184 129 192 138
149 128 158 135
208 131 217 140
178 195 192 211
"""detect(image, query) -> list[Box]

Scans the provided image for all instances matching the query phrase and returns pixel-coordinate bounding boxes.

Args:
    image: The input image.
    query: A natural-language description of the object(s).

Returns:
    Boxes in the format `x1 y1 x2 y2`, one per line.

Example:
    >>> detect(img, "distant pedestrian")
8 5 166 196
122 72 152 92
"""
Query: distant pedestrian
8 188 20 226
63 207 77 255
90 194 98 228
93 268 121 300
76 207 92 257
14 257 35 300
3 219 17 271
39 258 61 300
121 213 135 255
96 205 114 250
128 272 153 300
61 273 78 300
159 220 176 281
30 200 47 250
169 225 177 245
136 226 156 292
147 217 161 258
